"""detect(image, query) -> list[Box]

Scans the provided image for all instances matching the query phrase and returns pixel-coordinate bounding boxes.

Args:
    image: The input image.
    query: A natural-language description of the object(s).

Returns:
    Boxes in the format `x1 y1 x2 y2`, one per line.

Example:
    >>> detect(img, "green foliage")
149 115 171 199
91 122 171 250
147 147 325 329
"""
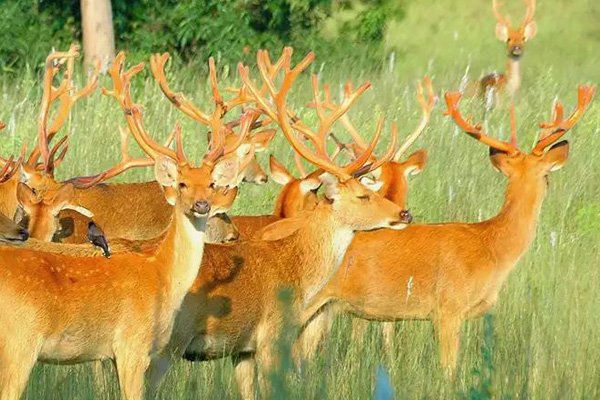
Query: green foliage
0 0 406 71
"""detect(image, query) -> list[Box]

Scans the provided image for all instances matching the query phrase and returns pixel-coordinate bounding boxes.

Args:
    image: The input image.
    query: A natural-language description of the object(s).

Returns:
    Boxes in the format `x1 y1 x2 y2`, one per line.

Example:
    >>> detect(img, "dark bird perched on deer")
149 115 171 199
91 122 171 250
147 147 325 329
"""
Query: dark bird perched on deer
87 221 111 258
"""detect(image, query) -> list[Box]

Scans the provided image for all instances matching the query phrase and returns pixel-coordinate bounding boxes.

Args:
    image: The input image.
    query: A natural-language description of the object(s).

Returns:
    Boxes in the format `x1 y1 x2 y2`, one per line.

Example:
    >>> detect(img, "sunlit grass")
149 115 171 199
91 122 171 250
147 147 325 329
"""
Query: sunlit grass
1 0 599 398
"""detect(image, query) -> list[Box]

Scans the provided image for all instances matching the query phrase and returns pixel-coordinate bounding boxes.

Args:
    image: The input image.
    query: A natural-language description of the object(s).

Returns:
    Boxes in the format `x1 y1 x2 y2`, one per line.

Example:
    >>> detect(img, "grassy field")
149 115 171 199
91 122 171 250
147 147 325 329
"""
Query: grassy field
1 0 599 399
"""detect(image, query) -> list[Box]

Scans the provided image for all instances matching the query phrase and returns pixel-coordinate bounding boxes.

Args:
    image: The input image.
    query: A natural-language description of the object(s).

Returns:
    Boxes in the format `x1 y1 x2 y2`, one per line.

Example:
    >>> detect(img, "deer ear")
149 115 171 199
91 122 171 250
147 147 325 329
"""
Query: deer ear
403 149 428 177
16 182 36 207
269 155 293 186
299 177 321 194
359 176 383 192
495 23 509 42
542 140 569 172
523 20 537 41
155 155 179 187
319 172 341 201
251 129 276 152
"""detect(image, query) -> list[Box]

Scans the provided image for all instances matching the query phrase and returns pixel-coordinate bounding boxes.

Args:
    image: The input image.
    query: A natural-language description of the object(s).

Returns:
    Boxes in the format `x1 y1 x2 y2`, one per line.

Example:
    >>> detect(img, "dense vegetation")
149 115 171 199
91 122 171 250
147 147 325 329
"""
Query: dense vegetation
0 0 404 71
0 0 599 398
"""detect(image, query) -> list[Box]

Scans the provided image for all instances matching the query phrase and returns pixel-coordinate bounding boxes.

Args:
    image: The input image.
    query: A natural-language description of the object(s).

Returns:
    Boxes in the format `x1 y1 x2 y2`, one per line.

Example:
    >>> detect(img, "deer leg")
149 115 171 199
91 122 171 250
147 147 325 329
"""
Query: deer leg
114 350 150 400
294 306 334 366
233 353 257 400
434 315 462 377
91 360 111 394
382 322 395 353
146 351 177 397
0 342 40 400
351 318 369 344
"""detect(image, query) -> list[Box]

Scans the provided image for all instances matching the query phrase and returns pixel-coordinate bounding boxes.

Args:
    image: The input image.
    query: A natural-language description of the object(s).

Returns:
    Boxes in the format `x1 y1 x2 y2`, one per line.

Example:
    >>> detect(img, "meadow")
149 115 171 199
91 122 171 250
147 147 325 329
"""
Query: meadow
0 0 599 398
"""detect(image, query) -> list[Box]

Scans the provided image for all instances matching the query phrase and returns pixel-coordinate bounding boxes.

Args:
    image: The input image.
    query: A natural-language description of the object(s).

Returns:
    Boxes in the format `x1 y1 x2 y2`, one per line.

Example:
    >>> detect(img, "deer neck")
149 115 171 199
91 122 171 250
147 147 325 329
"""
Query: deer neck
293 205 355 308
156 209 207 307
505 58 521 96
484 175 546 266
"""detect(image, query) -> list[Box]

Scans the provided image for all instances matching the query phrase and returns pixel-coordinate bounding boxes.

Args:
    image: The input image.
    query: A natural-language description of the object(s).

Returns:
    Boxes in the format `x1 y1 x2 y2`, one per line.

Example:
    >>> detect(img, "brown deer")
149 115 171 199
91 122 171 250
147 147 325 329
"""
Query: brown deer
297 85 595 376
0 146 30 243
479 0 537 110
145 47 412 400
0 51 258 400
16 50 272 244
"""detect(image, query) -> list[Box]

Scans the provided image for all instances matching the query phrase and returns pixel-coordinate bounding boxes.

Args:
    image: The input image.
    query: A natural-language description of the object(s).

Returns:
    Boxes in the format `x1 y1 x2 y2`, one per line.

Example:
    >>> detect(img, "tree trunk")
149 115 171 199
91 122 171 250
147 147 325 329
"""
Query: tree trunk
80 0 116 72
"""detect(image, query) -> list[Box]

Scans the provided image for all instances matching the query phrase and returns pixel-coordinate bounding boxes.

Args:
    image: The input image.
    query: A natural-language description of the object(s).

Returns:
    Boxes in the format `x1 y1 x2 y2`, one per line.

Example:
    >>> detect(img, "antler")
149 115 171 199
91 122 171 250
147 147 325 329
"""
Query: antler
150 52 259 164
103 52 184 164
239 47 396 180
392 76 437 161
66 125 177 189
521 0 536 28
492 0 510 26
531 85 595 155
444 91 520 155
29 44 99 175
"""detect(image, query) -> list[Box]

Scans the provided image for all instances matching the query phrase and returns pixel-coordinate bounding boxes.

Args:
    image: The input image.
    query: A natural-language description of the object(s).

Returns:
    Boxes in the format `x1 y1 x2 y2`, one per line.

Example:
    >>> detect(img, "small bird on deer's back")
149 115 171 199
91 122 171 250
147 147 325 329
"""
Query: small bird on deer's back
87 221 111 258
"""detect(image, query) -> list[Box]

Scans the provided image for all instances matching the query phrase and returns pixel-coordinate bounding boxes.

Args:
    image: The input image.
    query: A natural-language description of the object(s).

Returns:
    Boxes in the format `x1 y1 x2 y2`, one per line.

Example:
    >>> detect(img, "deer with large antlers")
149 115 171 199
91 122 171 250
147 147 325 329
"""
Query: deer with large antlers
297 85 595 376
0 52 257 400
16 50 276 245
478 0 537 110
145 47 412 399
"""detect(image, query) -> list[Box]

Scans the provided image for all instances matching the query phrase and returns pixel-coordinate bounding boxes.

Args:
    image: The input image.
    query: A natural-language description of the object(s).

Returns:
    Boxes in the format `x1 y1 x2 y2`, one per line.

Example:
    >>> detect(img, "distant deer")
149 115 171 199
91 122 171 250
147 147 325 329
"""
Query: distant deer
298 85 595 376
479 0 537 110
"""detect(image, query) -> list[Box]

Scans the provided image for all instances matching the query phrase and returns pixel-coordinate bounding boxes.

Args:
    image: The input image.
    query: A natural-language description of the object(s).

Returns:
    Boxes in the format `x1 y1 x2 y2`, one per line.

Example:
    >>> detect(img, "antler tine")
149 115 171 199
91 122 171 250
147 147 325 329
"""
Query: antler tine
352 122 399 177
393 76 436 161
0 121 5 130
492 0 510 26
0 156 15 183
150 53 212 124
293 151 308 178
521 0 536 27
531 85 596 155
444 91 519 155
343 115 385 175
104 52 179 163
44 135 69 174
0 142 27 183
67 124 164 189
32 45 80 170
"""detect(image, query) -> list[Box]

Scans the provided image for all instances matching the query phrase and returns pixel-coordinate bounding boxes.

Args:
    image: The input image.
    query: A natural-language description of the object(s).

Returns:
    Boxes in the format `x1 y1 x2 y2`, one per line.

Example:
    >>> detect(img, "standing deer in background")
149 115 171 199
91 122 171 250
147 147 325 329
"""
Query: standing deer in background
298 85 595 376
146 47 412 400
0 51 257 400
480 0 537 111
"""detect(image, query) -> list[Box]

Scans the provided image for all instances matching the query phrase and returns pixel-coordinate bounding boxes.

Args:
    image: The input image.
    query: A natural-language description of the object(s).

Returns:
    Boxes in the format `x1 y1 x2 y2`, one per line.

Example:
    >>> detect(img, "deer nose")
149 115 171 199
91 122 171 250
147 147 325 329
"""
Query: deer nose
399 209 413 224
18 228 29 241
225 231 239 242
510 46 523 57
192 200 211 216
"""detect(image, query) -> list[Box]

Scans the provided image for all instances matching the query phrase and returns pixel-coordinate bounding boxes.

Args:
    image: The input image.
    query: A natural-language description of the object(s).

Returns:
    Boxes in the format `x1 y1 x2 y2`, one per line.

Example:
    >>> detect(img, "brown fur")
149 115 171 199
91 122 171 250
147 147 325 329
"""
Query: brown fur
301 143 570 375
0 159 240 400
147 177 409 399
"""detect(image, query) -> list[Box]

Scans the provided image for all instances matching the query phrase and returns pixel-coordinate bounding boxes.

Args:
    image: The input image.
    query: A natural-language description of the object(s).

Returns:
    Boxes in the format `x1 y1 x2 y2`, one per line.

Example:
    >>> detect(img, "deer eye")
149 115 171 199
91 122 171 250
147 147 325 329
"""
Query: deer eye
209 182 216 189
179 182 188 190
357 194 370 201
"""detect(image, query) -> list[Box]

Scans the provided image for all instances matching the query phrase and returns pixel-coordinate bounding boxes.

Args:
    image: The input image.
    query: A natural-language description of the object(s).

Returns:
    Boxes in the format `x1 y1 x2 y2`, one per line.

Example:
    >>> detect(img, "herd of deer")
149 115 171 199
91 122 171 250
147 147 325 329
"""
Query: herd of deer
0 0 595 399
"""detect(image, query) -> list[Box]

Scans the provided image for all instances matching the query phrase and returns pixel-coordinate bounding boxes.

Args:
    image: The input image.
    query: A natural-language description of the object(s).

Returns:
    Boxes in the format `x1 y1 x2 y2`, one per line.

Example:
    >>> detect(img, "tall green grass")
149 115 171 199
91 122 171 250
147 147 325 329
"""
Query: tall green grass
0 0 599 398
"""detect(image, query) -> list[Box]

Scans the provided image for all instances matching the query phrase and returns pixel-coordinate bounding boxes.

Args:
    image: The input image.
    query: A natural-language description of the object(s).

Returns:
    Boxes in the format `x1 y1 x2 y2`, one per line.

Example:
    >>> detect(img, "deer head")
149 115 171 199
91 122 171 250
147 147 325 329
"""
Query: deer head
493 0 537 59
240 47 413 231
445 85 595 190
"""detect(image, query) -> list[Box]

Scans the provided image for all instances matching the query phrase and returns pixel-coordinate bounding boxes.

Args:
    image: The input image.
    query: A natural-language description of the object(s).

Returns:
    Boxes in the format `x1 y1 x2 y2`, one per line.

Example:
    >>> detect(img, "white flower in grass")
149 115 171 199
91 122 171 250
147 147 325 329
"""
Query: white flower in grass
550 231 558 248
